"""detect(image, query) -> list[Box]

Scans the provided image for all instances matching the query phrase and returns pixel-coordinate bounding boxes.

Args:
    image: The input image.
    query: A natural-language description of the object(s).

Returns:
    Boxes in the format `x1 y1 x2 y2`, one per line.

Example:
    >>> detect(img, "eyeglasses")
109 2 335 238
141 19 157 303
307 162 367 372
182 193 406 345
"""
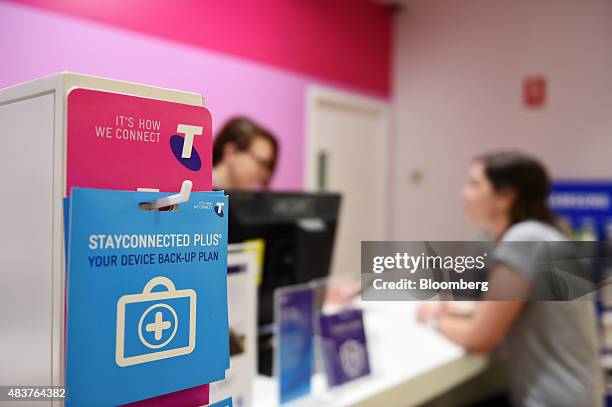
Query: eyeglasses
245 150 275 172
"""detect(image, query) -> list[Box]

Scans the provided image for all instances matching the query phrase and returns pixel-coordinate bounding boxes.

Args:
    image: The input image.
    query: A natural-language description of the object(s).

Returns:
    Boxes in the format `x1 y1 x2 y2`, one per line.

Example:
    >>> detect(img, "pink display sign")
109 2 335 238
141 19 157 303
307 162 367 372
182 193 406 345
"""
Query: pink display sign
122 384 209 407
66 88 214 404
66 88 212 195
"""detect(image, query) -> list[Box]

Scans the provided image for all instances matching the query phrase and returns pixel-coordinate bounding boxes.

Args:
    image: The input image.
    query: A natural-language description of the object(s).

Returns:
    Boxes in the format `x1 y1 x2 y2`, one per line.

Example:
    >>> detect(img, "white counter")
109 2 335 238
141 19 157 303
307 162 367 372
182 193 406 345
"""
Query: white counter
253 301 488 407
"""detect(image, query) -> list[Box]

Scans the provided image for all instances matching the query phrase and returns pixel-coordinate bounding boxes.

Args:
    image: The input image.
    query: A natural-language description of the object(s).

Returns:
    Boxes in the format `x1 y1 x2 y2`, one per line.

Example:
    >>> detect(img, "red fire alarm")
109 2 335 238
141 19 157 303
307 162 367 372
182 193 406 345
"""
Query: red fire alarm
523 75 546 108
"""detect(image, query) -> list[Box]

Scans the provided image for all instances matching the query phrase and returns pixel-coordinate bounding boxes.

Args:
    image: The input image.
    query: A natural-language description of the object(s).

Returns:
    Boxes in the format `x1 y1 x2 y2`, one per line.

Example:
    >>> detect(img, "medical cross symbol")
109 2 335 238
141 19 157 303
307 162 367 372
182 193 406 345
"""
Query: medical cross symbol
146 311 172 341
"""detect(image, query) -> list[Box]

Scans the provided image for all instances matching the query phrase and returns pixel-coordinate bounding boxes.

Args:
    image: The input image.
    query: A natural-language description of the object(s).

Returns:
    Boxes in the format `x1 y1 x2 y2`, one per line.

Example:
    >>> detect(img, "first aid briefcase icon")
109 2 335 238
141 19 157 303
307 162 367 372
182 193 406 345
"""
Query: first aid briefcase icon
116 276 197 367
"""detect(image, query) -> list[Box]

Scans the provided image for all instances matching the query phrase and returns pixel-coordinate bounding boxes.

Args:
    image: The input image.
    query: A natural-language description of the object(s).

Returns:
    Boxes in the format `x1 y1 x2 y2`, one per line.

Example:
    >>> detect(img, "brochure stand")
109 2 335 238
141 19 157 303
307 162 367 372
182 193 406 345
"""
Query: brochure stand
0 72 222 405
314 277 371 389
272 276 374 405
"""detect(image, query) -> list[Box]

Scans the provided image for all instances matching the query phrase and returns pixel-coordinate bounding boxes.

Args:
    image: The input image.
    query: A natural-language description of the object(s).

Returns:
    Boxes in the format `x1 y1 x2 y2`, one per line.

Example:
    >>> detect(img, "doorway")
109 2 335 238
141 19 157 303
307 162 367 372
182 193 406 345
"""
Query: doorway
305 86 390 278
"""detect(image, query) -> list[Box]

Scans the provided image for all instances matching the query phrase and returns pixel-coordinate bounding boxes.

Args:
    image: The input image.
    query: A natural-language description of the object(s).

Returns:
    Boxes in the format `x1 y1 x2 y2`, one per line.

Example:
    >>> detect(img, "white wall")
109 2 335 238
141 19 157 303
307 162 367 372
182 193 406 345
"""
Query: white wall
391 0 612 240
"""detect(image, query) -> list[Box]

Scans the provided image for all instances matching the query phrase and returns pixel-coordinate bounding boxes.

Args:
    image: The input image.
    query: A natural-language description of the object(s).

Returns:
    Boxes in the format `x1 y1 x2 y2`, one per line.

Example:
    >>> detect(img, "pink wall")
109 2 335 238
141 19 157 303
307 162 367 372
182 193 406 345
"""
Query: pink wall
0 2 388 189
4 0 392 96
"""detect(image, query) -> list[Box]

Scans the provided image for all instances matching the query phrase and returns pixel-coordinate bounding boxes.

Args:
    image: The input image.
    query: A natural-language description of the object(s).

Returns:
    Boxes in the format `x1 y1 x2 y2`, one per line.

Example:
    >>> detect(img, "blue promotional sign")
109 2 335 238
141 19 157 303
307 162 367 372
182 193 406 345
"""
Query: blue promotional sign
319 309 370 387
550 181 612 240
276 287 314 404
65 188 229 406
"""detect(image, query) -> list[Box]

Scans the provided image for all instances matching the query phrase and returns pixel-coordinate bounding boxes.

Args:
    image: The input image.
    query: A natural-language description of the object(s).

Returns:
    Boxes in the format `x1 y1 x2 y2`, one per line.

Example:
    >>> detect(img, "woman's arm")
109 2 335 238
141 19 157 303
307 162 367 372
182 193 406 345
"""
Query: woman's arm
434 263 531 353
437 301 524 353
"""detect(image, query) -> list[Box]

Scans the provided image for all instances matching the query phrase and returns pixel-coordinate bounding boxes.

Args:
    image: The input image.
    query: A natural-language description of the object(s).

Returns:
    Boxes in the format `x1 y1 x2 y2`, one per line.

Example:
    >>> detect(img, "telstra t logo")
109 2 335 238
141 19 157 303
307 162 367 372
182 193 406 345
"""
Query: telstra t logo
214 202 225 217
170 124 204 171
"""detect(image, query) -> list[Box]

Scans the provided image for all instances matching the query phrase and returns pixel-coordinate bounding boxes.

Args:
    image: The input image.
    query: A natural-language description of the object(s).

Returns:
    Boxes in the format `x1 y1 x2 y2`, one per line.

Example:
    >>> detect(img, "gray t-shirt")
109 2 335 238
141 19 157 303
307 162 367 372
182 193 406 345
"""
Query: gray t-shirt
494 220 603 407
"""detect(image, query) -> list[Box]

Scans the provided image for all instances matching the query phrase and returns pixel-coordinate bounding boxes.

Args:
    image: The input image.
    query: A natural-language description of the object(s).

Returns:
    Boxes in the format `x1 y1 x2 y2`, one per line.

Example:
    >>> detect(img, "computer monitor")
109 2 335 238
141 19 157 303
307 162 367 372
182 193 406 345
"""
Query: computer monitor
227 190 341 375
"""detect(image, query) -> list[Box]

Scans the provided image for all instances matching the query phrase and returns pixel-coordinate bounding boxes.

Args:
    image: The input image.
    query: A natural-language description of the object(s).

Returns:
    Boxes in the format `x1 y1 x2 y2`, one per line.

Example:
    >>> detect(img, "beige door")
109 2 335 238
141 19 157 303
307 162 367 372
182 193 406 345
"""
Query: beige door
306 87 390 279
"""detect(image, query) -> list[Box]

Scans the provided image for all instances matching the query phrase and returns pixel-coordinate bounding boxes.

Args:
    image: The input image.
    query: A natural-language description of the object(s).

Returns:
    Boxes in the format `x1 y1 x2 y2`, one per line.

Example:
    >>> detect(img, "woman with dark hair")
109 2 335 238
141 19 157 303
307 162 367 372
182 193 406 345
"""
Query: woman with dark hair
418 151 603 406
212 117 279 190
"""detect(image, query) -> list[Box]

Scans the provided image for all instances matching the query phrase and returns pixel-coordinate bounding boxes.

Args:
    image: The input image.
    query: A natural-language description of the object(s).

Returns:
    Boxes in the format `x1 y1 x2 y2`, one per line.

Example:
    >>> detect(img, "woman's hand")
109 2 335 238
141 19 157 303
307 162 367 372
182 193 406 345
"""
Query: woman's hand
416 302 444 324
